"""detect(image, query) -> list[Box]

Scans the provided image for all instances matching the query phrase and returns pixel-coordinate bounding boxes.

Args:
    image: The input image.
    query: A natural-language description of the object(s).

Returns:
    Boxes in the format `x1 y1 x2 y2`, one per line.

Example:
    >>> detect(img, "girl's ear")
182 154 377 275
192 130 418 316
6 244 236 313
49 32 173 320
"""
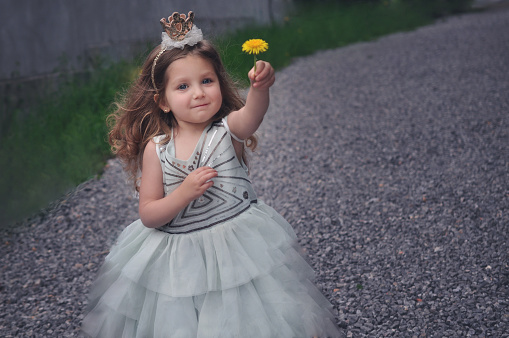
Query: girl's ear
154 94 171 113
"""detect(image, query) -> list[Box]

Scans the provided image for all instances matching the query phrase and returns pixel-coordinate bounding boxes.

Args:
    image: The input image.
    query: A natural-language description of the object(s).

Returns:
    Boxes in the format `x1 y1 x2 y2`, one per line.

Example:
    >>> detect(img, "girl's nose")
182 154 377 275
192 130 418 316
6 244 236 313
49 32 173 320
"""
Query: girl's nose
193 86 205 99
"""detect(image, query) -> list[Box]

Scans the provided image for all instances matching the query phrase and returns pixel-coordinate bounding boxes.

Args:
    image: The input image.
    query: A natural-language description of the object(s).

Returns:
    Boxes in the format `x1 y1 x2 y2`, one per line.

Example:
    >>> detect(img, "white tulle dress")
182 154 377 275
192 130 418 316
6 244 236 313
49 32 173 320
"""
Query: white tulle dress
82 118 343 337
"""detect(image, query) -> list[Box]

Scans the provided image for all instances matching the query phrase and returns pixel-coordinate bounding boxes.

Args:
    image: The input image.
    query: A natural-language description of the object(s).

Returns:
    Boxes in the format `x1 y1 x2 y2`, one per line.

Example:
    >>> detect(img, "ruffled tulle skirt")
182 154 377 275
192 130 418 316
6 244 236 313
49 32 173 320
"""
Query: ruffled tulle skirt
82 201 343 337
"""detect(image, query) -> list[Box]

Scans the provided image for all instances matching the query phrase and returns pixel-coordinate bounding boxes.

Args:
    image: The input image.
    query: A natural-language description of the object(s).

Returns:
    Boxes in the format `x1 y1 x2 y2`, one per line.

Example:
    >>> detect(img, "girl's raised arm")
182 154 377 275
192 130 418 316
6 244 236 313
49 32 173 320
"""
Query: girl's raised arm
227 60 275 140
138 141 217 228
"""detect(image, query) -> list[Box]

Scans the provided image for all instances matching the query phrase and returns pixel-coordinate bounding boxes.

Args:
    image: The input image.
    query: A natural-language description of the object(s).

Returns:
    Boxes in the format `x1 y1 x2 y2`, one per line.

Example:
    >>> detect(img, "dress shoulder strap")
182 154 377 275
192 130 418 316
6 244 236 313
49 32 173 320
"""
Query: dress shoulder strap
222 116 244 142
153 134 168 161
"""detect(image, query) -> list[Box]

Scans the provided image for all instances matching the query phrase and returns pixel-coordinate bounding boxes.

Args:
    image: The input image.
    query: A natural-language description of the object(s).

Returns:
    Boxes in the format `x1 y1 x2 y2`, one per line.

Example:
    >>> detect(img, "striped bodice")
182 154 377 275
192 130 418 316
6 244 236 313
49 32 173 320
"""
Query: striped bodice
154 119 257 234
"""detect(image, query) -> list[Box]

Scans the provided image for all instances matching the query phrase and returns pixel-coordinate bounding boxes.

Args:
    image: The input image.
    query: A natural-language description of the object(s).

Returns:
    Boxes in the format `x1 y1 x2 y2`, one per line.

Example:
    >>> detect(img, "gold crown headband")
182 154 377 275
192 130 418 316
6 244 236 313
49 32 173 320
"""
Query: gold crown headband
151 11 203 92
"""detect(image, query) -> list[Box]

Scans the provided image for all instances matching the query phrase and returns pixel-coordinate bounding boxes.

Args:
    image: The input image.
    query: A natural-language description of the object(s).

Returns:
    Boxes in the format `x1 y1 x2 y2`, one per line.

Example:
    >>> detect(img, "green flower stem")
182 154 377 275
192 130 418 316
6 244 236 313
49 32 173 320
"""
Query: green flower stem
254 55 257 73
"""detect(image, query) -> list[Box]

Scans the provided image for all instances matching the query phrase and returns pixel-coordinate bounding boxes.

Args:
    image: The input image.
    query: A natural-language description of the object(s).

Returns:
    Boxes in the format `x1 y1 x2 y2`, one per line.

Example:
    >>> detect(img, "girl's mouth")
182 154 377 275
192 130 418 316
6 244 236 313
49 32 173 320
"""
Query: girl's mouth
192 103 208 108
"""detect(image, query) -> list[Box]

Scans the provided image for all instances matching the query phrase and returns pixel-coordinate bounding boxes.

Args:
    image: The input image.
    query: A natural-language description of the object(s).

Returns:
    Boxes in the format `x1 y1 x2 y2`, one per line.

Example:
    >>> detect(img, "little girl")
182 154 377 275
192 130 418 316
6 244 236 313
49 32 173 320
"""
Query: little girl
82 11 342 338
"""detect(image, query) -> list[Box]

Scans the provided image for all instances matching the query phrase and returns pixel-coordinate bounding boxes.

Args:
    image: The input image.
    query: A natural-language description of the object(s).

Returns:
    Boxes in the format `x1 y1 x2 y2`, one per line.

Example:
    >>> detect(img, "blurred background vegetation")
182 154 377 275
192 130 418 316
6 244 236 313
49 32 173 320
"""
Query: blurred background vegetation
0 0 474 229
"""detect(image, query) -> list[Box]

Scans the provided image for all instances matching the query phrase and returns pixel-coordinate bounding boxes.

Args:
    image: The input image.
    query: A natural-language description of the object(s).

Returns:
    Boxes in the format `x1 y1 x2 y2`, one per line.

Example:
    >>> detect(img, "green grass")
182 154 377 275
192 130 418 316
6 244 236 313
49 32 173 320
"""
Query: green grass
0 1 463 228
0 62 139 227
217 1 436 84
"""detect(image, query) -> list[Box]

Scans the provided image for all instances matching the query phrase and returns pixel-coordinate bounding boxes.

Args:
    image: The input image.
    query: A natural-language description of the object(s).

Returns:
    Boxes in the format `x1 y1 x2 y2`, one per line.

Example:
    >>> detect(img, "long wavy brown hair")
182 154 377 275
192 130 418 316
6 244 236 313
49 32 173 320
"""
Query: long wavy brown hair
108 40 257 191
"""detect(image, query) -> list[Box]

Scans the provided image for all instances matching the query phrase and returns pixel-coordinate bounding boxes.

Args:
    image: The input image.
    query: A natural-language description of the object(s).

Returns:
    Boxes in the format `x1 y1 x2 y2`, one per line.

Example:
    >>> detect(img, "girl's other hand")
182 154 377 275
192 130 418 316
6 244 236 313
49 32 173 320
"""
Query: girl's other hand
249 60 275 90
177 166 218 203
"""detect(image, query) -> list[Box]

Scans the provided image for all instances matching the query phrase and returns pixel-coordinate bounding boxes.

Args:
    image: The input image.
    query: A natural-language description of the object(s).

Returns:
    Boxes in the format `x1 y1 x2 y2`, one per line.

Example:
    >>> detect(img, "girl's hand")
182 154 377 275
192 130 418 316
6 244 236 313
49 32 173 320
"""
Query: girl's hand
177 166 218 203
249 60 275 90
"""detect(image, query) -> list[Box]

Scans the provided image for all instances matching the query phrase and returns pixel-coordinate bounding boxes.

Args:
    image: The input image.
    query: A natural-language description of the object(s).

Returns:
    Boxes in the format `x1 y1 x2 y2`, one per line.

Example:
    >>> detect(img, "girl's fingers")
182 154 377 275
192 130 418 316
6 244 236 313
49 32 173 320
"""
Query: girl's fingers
202 173 218 185
252 61 269 77
255 74 275 87
254 73 275 89
194 166 214 173
255 60 266 73
195 167 217 184
252 62 274 87
193 166 215 175
254 62 269 79
248 69 256 81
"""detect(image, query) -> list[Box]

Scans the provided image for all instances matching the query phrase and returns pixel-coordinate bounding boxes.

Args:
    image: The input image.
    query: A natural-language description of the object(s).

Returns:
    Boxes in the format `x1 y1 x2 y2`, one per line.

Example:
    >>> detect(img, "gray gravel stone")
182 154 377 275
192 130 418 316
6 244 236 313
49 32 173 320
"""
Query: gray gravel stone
1 6 508 337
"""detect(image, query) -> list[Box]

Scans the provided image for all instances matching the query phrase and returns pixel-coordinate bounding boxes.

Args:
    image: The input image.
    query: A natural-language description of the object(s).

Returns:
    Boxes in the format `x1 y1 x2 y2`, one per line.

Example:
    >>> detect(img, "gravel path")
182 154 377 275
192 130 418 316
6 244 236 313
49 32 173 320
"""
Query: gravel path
1 6 508 337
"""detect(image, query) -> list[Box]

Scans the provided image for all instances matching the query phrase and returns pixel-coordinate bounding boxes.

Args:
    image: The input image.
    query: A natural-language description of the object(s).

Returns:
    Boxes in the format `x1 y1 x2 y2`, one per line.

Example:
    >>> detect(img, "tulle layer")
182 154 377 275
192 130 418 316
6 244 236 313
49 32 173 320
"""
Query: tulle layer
82 202 343 338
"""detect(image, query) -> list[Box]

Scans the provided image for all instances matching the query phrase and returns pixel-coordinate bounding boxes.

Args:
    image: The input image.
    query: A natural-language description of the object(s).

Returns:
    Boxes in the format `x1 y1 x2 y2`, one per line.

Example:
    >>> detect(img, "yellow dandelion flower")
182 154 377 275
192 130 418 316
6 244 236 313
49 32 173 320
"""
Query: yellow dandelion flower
242 39 269 73
242 39 269 55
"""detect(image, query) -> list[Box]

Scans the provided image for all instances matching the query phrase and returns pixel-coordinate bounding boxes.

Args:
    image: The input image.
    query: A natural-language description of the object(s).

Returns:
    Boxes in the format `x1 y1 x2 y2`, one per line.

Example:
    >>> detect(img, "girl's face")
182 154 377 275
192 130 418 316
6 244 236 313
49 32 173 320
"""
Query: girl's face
161 55 222 130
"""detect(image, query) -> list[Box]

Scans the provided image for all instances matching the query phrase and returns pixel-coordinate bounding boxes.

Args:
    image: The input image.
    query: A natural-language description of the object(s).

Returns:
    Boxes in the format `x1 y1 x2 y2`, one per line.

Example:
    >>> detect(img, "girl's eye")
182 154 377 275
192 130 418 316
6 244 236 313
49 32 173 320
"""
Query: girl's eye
202 78 212 84
178 84 188 90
